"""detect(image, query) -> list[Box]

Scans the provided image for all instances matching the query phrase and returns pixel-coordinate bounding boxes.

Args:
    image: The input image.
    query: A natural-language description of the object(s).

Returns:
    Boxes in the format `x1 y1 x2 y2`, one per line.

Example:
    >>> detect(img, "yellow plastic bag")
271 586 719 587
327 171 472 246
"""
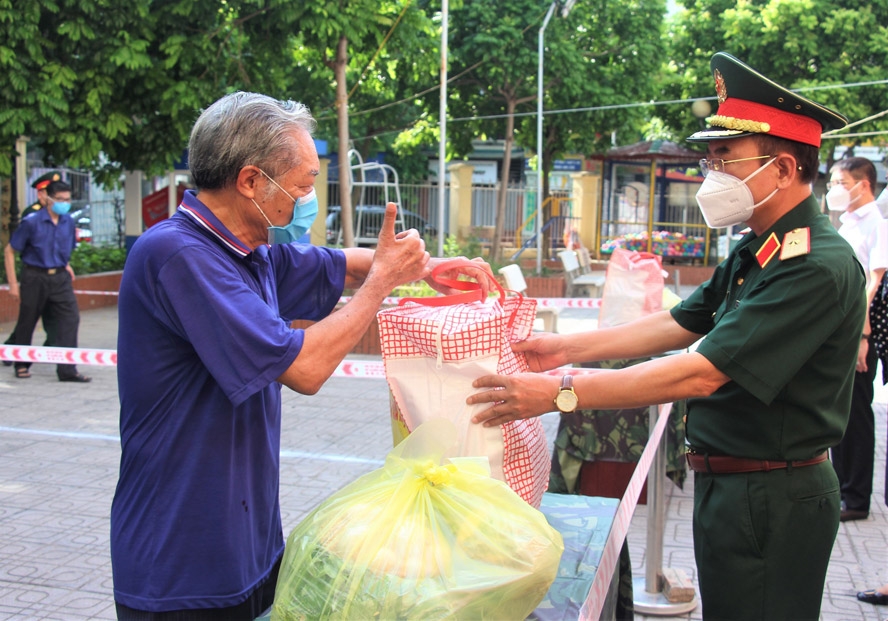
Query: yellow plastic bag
271 419 564 620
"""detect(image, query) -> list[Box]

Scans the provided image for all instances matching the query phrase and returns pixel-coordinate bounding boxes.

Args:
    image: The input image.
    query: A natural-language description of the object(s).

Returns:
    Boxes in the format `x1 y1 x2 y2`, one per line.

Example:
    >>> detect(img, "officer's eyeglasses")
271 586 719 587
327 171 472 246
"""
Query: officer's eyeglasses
699 155 772 177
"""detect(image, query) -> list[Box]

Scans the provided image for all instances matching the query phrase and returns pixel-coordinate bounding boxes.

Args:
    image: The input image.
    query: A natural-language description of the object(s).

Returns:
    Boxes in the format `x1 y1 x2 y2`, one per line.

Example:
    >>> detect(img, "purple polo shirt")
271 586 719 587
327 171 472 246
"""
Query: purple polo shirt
111 190 346 611
11 208 76 269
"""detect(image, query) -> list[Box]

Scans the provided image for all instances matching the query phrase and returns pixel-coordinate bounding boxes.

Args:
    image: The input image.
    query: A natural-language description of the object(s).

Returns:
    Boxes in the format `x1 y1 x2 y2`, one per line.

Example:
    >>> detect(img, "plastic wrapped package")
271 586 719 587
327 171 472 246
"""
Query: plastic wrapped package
271 420 564 620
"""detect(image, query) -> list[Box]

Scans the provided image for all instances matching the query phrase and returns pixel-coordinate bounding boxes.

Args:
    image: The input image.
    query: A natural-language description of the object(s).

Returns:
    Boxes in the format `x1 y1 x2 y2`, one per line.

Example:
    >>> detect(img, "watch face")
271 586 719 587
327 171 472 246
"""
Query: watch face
555 389 579 412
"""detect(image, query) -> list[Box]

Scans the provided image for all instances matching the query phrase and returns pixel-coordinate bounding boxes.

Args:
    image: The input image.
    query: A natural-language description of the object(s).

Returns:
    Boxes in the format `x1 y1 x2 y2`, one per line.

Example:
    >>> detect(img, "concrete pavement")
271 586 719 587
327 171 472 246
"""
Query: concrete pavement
0 305 886 620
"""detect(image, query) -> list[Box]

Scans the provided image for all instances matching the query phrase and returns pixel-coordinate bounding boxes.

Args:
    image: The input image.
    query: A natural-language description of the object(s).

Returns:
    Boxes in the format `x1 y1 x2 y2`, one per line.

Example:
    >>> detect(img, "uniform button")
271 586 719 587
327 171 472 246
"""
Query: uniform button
737 278 744 285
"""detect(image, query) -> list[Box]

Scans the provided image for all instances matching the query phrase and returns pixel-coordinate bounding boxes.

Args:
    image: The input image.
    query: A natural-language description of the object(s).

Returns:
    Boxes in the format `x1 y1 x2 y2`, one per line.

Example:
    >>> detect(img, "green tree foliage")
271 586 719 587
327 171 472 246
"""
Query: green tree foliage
0 0 312 185
445 0 559 259
527 0 669 187
289 0 439 246
661 0 888 163
442 0 668 258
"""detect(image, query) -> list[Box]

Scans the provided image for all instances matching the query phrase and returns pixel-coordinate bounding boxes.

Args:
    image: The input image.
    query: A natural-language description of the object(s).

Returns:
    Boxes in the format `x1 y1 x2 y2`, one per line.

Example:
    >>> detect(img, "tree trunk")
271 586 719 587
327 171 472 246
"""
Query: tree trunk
333 35 354 247
491 98 517 262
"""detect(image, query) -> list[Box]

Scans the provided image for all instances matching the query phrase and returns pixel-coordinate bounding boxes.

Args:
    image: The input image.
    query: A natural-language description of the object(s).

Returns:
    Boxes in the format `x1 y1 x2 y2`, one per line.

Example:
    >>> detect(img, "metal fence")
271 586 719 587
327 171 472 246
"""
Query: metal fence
326 180 534 243
597 162 713 263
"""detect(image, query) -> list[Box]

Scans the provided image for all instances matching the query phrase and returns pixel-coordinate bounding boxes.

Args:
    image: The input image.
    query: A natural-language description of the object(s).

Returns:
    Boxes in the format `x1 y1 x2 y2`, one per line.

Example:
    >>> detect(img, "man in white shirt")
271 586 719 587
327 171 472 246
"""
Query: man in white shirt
826 156 888 521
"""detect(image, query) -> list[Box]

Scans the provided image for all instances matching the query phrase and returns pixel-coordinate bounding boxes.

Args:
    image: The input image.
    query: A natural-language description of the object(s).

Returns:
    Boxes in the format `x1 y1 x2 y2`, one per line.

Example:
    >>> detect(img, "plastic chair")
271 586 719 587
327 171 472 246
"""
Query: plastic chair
558 250 605 297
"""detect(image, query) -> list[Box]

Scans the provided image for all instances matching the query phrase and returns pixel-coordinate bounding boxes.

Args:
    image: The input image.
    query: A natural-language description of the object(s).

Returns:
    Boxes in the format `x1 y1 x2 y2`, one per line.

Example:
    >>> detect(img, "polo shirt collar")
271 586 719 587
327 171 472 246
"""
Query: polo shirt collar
737 195 820 262
177 190 253 258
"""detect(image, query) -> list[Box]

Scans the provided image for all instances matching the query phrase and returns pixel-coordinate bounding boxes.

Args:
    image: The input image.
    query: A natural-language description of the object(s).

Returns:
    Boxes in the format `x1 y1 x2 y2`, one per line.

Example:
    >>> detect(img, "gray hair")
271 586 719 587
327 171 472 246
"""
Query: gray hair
188 92 317 190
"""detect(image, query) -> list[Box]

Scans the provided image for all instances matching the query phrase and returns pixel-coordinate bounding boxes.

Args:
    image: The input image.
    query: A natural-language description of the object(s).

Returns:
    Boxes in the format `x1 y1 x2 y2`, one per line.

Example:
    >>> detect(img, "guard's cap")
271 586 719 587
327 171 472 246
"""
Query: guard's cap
31 171 62 190
687 52 847 148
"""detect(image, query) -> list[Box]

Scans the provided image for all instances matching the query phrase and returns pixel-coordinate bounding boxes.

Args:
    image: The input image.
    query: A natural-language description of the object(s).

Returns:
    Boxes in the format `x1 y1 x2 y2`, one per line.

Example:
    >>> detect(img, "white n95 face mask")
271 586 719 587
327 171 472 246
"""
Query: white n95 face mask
825 181 860 212
695 158 778 228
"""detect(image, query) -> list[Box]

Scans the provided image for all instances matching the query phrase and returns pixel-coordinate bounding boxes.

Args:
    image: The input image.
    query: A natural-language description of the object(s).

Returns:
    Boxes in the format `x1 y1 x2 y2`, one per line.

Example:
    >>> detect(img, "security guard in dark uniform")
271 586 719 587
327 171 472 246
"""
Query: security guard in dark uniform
4 180 91 382
466 52 864 621
3 171 63 364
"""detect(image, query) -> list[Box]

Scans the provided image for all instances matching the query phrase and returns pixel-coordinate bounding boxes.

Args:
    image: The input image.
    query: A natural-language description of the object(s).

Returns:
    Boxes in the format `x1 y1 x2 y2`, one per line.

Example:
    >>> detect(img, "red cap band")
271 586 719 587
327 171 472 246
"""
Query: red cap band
717 98 823 147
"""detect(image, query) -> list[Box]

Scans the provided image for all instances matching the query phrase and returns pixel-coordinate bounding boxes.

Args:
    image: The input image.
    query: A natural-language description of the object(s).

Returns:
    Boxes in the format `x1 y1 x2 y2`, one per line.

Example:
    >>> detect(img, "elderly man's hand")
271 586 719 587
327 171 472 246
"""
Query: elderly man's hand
367 203 431 290
425 257 495 298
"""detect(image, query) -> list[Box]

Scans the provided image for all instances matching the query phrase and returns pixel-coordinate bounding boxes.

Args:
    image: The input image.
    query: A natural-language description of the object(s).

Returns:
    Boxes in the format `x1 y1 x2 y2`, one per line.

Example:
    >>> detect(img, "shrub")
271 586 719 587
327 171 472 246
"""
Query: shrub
0 244 126 282
69 244 127 275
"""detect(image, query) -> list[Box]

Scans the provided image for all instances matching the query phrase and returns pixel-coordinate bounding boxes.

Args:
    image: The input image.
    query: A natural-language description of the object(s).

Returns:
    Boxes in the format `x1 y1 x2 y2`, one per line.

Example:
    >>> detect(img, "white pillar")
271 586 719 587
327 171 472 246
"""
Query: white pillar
15 136 29 218
124 170 144 251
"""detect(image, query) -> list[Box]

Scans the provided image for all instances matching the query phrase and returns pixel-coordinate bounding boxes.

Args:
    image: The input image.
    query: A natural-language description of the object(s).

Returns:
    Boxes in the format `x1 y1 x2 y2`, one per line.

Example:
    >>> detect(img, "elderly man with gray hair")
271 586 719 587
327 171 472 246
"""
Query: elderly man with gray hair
110 91 490 619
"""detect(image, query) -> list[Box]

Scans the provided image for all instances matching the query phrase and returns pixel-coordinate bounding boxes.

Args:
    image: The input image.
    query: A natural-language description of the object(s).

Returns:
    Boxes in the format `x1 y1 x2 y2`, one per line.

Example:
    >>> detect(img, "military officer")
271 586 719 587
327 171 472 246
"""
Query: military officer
21 170 62 220
467 52 865 620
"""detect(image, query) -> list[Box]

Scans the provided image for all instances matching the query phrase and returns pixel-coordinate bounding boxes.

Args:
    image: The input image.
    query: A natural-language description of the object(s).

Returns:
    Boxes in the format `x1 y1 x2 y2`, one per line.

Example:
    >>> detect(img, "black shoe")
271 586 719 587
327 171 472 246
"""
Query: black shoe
59 373 91 383
857 590 888 605
840 508 869 522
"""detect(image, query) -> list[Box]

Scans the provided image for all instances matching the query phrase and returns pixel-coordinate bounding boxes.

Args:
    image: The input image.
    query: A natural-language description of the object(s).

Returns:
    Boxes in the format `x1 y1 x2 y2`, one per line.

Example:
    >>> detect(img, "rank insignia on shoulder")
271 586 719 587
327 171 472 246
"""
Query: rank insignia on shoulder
755 232 781 268
779 227 810 261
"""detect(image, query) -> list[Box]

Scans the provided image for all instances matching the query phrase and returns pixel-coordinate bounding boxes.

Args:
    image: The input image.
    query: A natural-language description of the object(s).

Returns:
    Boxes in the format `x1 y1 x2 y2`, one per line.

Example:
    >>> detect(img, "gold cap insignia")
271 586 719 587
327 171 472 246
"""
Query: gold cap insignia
714 69 728 104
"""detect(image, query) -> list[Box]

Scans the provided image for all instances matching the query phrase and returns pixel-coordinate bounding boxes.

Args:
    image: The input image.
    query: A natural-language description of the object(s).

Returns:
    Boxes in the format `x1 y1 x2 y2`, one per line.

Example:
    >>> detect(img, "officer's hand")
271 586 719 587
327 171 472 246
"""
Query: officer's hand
7 282 19 302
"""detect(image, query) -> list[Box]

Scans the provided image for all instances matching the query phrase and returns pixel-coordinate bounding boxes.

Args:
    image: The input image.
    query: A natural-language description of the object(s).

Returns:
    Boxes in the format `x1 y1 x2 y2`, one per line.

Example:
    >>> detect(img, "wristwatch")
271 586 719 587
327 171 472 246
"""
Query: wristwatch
554 375 579 413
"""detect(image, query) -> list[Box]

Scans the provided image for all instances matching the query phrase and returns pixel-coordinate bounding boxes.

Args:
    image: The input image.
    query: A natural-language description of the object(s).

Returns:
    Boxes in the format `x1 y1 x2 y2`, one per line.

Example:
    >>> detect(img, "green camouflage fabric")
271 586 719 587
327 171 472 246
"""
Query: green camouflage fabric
549 358 688 496
529 493 634 621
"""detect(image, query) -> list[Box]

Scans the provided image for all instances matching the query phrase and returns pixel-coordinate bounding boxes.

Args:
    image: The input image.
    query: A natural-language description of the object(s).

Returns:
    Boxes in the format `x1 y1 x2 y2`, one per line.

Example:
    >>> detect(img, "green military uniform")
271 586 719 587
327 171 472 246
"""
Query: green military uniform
671 197 864 619
20 200 43 219
672 53 865 620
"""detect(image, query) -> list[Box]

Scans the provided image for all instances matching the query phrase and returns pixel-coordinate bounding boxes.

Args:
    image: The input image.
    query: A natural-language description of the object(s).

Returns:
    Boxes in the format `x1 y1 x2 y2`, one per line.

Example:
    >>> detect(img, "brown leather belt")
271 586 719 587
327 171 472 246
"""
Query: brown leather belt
686 451 828 474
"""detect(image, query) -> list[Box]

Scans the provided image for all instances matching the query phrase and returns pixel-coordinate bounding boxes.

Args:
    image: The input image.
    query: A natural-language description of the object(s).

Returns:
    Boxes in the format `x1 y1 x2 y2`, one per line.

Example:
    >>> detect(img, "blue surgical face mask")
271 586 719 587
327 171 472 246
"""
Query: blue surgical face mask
51 200 71 215
252 170 318 244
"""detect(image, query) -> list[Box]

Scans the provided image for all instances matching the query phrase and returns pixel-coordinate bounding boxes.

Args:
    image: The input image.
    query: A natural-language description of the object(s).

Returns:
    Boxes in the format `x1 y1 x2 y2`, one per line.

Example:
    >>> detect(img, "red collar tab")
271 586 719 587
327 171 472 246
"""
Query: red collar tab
755 232 781 269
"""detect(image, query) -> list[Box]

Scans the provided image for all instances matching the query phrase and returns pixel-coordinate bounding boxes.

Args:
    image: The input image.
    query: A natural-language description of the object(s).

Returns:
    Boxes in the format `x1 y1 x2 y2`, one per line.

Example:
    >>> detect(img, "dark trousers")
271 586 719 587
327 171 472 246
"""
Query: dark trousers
115 557 280 621
11 265 81 378
4 304 56 346
693 461 840 620
831 343 877 512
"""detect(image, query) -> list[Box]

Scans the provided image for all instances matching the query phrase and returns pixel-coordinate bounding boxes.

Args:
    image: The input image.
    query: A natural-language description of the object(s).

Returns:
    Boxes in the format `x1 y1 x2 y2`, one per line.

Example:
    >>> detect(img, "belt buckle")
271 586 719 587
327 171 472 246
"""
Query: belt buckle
47 268 57 275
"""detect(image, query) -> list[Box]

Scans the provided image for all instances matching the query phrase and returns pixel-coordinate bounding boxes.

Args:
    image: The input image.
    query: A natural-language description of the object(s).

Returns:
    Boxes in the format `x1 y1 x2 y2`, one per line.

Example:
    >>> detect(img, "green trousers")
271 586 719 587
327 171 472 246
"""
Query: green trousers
693 461 839 620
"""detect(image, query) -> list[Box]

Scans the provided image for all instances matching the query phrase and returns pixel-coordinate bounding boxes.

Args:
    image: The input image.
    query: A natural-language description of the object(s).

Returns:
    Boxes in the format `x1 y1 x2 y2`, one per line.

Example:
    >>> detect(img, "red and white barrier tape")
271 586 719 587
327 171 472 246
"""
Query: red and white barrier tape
331 361 591 379
0 345 117 366
0 351 593 375
73 289 119 296
2 287 597 307
580 401 673 621
340 296 602 309
0 285 119 296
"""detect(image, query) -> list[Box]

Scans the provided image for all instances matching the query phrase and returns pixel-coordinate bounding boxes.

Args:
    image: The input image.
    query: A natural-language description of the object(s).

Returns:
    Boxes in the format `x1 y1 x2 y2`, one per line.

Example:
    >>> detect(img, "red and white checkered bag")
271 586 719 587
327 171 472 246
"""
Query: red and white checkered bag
377 260 550 507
